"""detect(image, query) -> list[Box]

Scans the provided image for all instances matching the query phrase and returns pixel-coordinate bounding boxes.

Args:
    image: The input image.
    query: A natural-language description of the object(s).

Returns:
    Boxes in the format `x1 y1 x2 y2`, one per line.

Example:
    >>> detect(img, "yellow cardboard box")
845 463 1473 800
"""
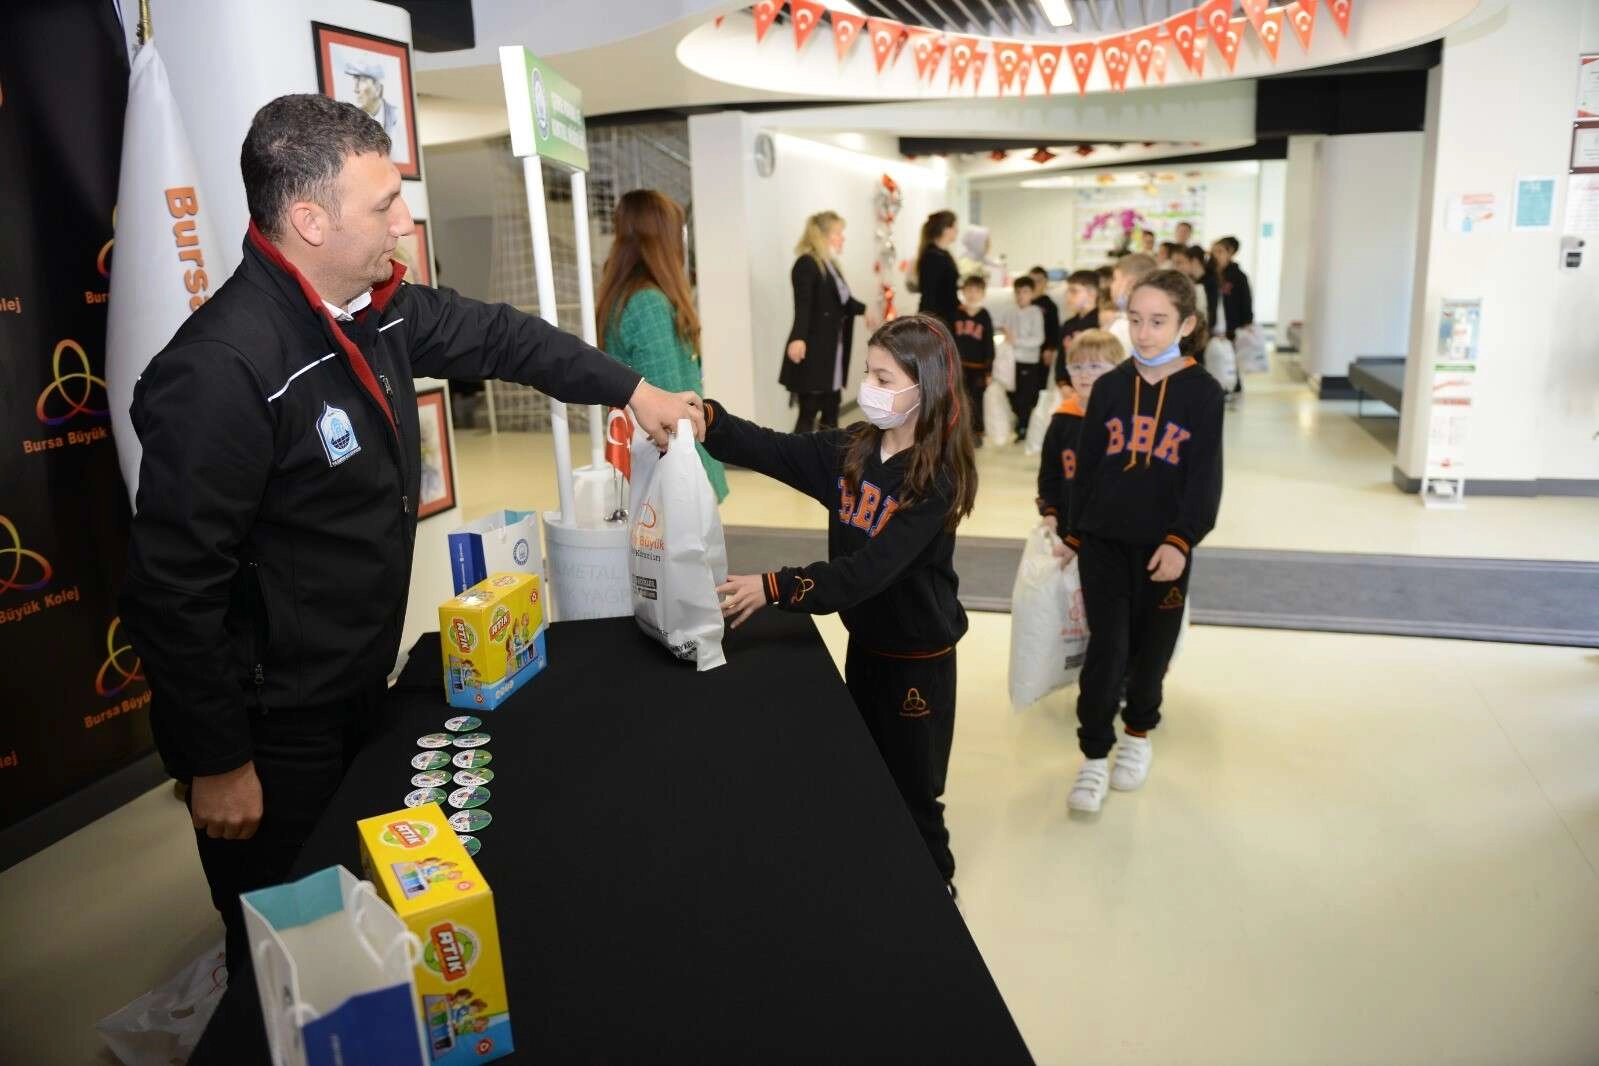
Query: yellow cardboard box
439 573 546 709
357 804 513 1064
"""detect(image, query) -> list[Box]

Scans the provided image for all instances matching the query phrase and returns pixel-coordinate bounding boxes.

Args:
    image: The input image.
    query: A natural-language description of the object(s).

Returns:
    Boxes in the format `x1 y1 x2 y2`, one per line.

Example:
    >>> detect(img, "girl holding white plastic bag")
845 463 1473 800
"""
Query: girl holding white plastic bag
701 315 978 899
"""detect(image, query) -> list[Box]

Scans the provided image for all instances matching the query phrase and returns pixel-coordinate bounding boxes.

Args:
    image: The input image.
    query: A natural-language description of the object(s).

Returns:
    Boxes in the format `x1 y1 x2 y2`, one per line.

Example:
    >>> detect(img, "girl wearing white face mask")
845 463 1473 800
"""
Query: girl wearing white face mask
700 315 979 898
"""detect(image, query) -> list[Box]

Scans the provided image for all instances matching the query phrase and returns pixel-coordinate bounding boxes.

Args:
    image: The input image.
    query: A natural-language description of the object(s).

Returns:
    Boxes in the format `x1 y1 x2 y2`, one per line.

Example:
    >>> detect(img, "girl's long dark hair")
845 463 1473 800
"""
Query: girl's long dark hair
841 314 977 531
1132 269 1210 359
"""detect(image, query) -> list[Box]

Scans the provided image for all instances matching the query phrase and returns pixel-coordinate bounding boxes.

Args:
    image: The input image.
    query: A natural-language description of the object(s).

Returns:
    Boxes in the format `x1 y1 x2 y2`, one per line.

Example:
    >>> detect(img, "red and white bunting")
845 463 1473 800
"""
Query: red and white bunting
1198 0 1233 49
1066 40 1097 94
1256 7 1285 61
1216 16 1245 71
1016 48 1033 96
1326 0 1352 37
831 11 865 60
1101 35 1133 92
1287 0 1317 51
970 48 989 90
927 34 949 80
993 40 1026 94
947 35 978 86
866 17 904 71
1151 42 1169 84
908 28 942 79
1130 26 1158 83
1240 0 1270 36
790 0 825 50
752 0 785 43
1032 43 1062 94
1163 8 1204 74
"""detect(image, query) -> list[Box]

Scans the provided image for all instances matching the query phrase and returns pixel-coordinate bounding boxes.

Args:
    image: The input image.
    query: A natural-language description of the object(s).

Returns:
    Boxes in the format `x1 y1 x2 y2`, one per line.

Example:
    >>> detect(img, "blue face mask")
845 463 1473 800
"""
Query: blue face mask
1133 340 1184 368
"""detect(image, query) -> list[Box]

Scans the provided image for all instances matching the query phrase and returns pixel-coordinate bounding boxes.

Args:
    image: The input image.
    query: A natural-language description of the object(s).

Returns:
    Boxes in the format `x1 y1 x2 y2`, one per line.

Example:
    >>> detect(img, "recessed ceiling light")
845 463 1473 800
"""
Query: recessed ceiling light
1036 0 1074 28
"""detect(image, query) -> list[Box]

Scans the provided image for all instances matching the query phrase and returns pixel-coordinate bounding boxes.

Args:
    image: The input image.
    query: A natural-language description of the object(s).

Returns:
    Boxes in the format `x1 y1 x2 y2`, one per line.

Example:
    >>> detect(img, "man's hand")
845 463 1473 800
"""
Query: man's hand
629 381 705 448
1147 544 1187 583
716 574 768 629
190 762 263 840
786 339 806 364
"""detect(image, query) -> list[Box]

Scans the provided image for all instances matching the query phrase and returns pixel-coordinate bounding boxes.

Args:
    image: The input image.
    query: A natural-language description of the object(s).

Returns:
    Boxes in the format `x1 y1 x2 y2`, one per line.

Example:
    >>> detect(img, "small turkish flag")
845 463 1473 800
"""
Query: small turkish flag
866 17 903 72
606 408 633 481
1287 0 1317 51
947 36 977 86
752 0 784 43
1164 9 1204 75
1130 27 1158 83
1151 43 1169 84
1066 40 1096 95
1257 8 1286 61
1032 44 1062 93
832 12 865 60
1327 0 1352 38
790 0 825 50
994 40 1025 94
970 49 988 89
1101 36 1132 92
1216 16 1245 72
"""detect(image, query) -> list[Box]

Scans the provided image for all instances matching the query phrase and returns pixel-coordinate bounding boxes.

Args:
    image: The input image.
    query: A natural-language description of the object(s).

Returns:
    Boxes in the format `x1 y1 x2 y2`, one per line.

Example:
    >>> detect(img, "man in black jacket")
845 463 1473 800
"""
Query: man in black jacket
119 94 703 976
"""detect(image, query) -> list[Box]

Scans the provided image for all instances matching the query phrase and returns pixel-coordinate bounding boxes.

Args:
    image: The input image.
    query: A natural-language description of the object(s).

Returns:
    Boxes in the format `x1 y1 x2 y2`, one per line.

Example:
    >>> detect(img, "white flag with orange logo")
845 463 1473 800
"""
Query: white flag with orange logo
107 39 218 508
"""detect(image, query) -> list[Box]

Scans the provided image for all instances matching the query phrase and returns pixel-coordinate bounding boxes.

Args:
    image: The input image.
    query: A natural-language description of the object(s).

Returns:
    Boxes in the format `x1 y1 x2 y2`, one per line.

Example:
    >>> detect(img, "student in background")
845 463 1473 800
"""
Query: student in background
1172 246 1211 321
1059 270 1225 815
1037 329 1126 530
1173 220 1194 247
1211 236 1253 397
952 275 995 446
1106 252 1157 354
1027 266 1062 372
1156 242 1178 269
1138 229 1157 255
913 211 961 326
1007 275 1047 441
1054 269 1102 385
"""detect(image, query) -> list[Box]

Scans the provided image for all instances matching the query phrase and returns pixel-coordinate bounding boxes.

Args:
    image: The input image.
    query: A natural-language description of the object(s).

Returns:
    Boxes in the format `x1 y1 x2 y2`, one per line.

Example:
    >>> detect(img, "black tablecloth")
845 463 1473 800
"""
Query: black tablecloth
192 612 1031 1064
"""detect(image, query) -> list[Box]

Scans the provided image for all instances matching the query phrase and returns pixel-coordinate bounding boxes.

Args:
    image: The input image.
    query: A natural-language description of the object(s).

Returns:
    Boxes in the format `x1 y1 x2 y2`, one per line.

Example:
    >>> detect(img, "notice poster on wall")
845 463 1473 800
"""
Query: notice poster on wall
1445 191 1503 234
1569 122 1599 174
1421 297 1481 508
1577 54 1599 119
1563 174 1599 233
1512 177 1556 231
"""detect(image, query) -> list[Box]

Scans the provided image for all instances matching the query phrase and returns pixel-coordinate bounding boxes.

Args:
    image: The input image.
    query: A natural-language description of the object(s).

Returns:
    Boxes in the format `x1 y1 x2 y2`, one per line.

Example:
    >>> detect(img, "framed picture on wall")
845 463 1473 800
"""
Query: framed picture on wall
415 388 455 520
312 22 421 180
396 219 431 285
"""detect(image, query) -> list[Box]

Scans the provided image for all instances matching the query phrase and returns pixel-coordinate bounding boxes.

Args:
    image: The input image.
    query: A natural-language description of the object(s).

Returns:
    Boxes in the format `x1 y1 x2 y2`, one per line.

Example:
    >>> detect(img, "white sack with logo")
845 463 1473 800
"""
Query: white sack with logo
1008 525 1090 710
629 419 727 671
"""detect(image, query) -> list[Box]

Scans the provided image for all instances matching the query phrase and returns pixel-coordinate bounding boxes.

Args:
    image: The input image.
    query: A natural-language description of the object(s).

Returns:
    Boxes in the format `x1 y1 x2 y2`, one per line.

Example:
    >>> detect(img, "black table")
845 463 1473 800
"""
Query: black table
193 612 1031 1064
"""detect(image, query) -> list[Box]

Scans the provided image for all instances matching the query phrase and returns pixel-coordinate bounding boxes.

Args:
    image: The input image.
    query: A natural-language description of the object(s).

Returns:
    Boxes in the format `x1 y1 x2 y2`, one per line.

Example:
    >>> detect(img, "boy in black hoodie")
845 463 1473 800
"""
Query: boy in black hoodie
1037 329 1125 527
1061 270 1224 814
1027 266 1062 370
952 275 995 445
1054 269 1103 385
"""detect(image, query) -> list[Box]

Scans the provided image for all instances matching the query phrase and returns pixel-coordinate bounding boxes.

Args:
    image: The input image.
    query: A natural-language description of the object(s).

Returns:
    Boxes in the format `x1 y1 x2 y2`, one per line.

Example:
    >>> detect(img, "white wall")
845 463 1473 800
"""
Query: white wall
1252 159 1287 325
1302 132 1425 382
1277 134 1322 330
1397 0 1599 487
690 116 952 429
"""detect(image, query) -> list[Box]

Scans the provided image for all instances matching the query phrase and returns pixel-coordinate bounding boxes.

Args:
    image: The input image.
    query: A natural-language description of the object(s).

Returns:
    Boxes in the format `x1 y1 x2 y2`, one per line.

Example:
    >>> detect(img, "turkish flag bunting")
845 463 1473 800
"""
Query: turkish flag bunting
947 36 978 85
993 40 1026 94
1100 36 1133 92
1151 42 1169 84
832 11 865 60
790 0 825 50
1256 7 1285 61
927 35 948 80
1018 49 1034 96
1240 0 1269 38
605 408 633 481
1130 27 1159 83
1199 0 1233 52
1215 15 1245 71
752 0 785 43
1163 9 1204 74
866 18 904 71
1032 43 1062 93
1287 0 1317 51
908 28 941 79
970 48 988 89
1326 0 1352 37
1066 40 1096 94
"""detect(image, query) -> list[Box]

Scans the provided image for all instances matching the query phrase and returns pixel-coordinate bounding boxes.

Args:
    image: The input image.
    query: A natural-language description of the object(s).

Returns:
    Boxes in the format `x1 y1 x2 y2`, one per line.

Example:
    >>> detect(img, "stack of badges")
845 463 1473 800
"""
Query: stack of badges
408 715 496 857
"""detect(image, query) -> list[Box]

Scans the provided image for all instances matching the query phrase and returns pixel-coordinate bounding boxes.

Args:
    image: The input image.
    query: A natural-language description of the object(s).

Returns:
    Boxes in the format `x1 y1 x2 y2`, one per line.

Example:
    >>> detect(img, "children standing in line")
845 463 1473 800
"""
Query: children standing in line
1027 266 1063 372
1059 270 1225 814
1007 276 1047 441
952 275 995 446
1037 329 1126 529
703 315 979 896
1054 270 1102 385
1105 253 1157 355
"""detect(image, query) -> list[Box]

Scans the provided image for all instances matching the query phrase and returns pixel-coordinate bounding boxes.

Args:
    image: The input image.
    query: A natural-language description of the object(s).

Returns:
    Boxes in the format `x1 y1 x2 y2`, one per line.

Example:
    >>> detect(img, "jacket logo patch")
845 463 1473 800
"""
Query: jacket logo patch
317 402 361 467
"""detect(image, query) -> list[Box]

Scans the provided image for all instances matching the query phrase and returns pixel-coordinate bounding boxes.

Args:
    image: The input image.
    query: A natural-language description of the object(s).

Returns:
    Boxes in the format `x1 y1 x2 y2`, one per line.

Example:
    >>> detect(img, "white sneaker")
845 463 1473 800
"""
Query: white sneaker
1111 732 1153 791
1068 758 1110 812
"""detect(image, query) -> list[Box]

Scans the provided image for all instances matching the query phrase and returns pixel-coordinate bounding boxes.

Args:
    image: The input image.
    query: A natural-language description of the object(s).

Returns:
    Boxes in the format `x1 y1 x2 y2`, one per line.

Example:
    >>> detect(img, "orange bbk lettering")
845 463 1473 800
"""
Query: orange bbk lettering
1060 448 1077 479
1152 422 1192 465
839 479 900 537
1128 415 1157 456
166 186 210 311
1105 417 1126 456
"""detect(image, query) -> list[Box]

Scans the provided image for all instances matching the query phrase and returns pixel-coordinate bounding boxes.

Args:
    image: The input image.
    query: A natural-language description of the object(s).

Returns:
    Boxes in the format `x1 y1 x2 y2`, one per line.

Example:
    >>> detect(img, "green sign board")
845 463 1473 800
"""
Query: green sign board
498 46 588 172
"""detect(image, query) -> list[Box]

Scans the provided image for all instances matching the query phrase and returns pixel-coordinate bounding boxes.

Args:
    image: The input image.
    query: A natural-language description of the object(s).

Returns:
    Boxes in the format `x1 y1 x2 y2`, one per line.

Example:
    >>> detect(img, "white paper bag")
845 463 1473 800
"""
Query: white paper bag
1008 526 1089 710
629 419 728 671
448 509 542 595
1023 396 1051 455
983 381 1015 446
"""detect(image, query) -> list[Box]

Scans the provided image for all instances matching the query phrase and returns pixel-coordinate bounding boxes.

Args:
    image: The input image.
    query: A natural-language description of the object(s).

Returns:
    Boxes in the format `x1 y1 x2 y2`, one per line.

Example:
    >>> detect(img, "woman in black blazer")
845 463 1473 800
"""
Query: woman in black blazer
913 209 960 326
783 211 873 431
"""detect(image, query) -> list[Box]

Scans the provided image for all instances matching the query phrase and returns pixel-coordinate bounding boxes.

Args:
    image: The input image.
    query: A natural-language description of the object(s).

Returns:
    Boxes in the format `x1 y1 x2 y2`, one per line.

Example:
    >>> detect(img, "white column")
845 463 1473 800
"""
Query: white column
569 169 606 469
522 155 575 524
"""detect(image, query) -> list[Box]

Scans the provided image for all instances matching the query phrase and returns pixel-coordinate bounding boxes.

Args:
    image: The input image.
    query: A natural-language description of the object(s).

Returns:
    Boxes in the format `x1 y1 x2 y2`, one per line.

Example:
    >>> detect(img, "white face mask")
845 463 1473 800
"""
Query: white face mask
857 381 920 429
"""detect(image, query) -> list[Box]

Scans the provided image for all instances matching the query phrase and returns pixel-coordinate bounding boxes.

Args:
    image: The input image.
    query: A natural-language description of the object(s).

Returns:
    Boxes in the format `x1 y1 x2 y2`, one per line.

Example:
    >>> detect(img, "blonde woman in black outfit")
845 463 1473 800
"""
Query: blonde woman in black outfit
913 210 960 326
784 211 875 431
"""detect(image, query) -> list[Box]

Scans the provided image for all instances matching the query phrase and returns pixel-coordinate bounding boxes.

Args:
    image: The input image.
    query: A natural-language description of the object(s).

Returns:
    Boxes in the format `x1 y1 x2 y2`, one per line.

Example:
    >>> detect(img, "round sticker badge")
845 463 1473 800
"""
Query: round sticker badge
405 787 447 808
453 769 495 787
411 751 452 771
444 715 482 733
451 732 491 749
411 770 451 788
449 809 492 833
416 733 452 749
452 750 492 769
456 834 481 857
448 785 491 810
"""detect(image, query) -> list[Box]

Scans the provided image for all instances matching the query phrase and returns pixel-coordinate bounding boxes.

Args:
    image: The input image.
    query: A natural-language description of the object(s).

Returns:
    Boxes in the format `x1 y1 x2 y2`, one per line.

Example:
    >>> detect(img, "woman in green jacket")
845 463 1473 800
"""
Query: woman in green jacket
596 189 728 500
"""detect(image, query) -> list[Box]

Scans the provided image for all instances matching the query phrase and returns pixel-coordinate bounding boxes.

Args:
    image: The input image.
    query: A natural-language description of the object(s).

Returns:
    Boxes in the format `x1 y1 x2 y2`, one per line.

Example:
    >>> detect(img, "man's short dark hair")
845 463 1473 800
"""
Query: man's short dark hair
960 274 987 289
1028 265 1049 277
242 94 392 239
1066 269 1099 289
1013 276 1035 292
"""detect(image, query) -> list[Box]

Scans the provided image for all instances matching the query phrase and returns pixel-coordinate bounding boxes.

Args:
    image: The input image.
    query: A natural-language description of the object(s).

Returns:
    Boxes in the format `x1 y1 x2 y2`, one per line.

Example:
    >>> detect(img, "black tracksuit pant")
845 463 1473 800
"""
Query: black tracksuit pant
188 684 387 978
1075 535 1191 759
1009 362 1046 438
845 641 957 882
962 367 989 437
793 390 841 432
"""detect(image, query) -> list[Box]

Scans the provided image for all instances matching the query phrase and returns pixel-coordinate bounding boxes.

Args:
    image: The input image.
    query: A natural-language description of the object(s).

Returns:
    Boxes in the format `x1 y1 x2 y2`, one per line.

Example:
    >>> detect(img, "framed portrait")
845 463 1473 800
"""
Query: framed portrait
415 388 456 519
312 22 421 180
395 219 432 286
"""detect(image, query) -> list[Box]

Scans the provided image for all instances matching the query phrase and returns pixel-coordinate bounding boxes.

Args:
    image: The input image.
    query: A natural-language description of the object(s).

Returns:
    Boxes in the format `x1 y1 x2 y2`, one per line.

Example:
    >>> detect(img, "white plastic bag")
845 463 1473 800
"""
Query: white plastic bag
983 381 1015 446
1008 526 1089 710
1203 337 1238 393
991 341 1016 392
630 418 728 670
1023 395 1051 455
1233 324 1268 375
97 943 227 1066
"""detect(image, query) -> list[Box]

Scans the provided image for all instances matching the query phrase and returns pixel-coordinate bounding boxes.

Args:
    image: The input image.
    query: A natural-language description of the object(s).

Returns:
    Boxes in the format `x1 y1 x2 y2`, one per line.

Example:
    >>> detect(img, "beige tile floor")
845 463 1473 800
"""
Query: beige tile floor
5 367 1597 1065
